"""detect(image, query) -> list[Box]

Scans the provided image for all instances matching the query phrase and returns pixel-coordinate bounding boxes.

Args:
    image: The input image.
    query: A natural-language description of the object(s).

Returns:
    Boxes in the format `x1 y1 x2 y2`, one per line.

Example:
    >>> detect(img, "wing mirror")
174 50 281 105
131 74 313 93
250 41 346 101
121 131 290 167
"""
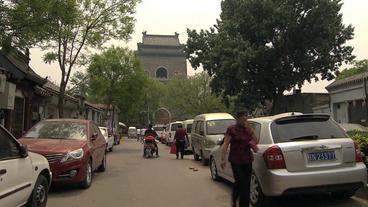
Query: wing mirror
217 137 225 145
91 133 98 141
19 144 29 158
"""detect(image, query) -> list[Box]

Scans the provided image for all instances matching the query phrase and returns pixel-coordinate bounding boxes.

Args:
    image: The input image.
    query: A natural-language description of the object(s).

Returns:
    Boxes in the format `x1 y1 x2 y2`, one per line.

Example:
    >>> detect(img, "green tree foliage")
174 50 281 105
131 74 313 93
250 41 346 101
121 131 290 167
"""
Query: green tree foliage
185 0 355 113
163 72 230 120
41 0 139 118
337 60 368 80
0 0 75 51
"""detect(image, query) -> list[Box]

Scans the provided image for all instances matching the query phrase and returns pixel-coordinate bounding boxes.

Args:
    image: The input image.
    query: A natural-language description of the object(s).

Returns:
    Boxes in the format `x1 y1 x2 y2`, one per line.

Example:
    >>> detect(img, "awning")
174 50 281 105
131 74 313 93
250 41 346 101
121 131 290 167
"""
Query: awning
119 122 127 127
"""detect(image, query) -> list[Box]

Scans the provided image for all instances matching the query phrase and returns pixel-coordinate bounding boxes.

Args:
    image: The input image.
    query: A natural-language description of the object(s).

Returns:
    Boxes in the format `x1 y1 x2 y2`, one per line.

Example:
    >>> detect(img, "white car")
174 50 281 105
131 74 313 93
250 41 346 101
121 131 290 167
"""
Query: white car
99 127 114 152
0 125 52 207
164 121 183 145
209 113 367 207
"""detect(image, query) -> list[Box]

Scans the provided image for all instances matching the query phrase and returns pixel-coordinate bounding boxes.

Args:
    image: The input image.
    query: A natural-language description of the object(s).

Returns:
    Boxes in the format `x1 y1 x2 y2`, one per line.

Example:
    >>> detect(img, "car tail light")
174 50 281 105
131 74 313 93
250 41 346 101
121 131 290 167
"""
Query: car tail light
263 146 286 169
354 142 364 163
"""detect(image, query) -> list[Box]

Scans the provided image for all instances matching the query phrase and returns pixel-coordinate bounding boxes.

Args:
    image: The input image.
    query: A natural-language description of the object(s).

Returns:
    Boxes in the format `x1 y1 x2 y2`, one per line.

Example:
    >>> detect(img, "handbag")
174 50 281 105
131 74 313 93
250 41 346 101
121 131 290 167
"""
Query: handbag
170 144 177 154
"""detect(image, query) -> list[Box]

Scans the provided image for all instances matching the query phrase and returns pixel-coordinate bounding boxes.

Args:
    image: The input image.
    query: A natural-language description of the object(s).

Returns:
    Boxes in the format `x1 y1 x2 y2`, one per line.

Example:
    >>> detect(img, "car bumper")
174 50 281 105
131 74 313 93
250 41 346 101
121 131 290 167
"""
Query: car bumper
50 160 86 185
259 163 367 196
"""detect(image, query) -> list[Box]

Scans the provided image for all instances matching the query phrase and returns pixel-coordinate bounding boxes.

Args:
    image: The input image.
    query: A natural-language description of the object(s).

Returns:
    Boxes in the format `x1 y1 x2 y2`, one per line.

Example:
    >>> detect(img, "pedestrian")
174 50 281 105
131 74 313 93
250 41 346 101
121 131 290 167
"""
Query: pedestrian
174 124 188 159
220 111 259 207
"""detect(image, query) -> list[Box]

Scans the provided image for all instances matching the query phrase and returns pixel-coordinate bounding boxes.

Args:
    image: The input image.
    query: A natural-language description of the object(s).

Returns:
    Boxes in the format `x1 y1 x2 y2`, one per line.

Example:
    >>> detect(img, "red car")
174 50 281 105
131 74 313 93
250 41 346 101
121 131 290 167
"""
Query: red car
19 119 107 189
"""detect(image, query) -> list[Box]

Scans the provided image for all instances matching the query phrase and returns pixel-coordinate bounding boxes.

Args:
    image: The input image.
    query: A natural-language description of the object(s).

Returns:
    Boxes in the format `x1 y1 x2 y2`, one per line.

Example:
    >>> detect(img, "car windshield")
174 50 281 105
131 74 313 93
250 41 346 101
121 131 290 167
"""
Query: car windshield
186 124 192 133
206 119 236 135
24 122 87 140
271 117 347 143
153 126 165 131
171 123 181 131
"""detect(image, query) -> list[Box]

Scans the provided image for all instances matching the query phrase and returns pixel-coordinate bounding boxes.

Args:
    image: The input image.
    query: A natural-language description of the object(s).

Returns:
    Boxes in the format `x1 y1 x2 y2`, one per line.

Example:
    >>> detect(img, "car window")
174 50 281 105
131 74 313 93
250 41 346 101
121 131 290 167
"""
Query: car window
0 127 20 160
92 123 101 135
271 117 347 143
206 119 236 135
194 121 200 134
99 128 108 137
153 127 165 131
199 121 205 136
186 124 192 133
24 121 87 140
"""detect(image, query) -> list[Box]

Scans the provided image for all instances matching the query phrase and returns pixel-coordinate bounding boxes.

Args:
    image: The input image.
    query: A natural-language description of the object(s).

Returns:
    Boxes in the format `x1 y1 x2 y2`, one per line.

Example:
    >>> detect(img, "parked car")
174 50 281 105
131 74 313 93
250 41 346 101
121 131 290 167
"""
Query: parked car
153 125 166 141
99 127 114 152
164 121 183 146
128 127 137 139
183 119 194 152
209 113 367 207
19 119 107 189
0 124 51 207
192 113 235 165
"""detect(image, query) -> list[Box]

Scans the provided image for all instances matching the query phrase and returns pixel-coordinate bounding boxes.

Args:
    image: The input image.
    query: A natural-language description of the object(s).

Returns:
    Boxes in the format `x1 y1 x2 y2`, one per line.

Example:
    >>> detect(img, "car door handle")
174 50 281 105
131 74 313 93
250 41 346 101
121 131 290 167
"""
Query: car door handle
0 169 7 175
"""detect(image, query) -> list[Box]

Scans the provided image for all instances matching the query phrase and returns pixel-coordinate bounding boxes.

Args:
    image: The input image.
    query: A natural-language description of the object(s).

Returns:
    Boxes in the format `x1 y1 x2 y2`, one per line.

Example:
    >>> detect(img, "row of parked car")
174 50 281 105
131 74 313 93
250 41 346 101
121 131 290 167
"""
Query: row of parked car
0 118 119 207
156 112 368 207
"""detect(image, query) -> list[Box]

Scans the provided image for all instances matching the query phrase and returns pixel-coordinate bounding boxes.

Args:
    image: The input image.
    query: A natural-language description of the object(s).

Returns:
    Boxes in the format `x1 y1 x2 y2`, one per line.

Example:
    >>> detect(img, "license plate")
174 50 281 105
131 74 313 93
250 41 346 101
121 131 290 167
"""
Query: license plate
307 151 336 161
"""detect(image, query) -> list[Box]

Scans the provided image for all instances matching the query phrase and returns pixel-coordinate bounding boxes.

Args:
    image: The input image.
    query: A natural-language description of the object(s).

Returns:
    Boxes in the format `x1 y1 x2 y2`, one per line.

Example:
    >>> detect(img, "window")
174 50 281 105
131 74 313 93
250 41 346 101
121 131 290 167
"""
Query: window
0 127 20 160
171 123 181 131
186 124 192 133
24 121 87 140
199 122 205 136
248 121 261 142
156 67 168 79
206 119 236 135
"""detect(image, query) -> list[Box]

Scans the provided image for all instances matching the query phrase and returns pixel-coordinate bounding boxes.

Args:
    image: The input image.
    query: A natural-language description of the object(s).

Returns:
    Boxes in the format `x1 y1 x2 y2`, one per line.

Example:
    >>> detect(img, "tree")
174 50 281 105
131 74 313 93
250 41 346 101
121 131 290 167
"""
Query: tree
186 0 355 113
337 60 368 80
42 0 139 118
0 0 74 51
68 71 89 97
163 73 230 120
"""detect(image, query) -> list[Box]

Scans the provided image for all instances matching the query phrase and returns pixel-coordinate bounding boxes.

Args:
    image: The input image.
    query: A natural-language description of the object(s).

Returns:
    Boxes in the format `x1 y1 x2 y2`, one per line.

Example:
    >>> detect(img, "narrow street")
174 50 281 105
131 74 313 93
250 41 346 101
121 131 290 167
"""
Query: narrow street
48 139 368 207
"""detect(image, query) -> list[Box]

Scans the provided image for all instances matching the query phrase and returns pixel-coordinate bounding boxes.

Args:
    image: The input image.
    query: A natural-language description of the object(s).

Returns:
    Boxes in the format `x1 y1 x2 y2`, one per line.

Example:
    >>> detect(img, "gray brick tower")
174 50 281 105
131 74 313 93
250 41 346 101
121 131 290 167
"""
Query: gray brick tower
137 32 187 81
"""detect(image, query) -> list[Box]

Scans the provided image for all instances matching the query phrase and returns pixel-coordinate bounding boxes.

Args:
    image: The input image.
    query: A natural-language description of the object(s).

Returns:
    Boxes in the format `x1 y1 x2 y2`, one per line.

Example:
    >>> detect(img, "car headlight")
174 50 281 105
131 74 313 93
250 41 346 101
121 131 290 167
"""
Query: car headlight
61 148 84 163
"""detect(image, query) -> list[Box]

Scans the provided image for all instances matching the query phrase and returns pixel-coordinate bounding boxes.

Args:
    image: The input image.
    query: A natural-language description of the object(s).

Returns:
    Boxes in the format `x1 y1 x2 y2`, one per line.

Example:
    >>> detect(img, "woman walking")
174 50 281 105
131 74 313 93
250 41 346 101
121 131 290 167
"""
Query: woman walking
220 111 259 207
174 124 188 159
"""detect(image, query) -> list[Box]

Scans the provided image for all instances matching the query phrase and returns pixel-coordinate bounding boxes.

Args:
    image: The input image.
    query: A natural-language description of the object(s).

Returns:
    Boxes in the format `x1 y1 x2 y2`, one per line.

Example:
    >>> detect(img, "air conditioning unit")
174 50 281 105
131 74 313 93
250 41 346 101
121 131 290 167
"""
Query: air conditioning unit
0 82 16 110
0 74 6 93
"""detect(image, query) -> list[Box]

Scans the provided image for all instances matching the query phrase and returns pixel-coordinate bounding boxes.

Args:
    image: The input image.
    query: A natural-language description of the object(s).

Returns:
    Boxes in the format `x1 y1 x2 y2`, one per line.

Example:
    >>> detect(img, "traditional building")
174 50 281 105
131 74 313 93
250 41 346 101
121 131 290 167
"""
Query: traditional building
137 32 187 81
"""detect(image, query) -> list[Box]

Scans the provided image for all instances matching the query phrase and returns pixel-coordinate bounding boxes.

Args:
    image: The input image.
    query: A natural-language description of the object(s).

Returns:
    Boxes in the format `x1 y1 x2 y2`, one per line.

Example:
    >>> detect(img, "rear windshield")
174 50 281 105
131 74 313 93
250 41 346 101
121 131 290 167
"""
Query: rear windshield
24 122 87 140
186 124 192 133
171 123 181 131
99 128 108 137
153 127 165 131
271 117 347 143
206 119 236 135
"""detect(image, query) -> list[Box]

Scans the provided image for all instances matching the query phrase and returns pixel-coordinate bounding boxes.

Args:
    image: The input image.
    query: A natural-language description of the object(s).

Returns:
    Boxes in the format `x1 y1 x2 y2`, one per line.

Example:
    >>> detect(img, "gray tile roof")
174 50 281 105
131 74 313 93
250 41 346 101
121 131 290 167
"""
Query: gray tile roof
142 33 181 46
326 72 368 90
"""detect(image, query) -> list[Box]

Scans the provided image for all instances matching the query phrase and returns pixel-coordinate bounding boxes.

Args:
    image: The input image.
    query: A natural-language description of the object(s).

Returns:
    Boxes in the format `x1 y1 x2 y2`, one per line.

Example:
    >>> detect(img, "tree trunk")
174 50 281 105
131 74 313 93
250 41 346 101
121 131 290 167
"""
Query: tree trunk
58 81 66 118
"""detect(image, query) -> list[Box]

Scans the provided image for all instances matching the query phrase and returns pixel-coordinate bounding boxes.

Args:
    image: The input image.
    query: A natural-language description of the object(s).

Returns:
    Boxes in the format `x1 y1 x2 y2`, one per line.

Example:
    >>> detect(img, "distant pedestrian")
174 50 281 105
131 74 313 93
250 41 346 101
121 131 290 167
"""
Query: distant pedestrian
220 111 259 207
174 124 188 159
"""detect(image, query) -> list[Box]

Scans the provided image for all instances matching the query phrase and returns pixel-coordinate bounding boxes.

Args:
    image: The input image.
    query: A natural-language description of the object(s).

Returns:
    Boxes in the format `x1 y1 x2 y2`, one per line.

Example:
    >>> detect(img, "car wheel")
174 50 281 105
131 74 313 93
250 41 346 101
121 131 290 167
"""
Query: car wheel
201 151 209 166
26 175 48 207
210 157 220 181
98 153 107 172
110 145 114 152
250 173 271 207
331 190 355 199
193 147 200 161
80 160 93 189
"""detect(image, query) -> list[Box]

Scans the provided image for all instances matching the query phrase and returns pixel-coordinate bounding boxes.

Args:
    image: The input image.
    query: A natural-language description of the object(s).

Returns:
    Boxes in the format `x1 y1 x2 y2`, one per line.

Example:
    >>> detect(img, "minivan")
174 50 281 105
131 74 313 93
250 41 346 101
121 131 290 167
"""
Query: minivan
164 121 183 145
128 127 137 139
191 113 235 165
183 119 194 152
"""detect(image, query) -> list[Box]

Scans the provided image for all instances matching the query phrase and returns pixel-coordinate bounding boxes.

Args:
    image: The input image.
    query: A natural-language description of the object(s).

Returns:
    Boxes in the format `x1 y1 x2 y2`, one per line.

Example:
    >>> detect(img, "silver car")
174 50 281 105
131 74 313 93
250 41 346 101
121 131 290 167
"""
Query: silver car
209 113 367 207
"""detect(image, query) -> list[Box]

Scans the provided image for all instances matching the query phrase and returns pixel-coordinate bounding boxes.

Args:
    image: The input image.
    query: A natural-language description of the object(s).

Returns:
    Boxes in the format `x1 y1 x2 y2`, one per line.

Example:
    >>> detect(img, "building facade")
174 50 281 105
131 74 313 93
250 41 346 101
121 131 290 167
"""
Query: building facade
326 72 368 125
137 32 187 81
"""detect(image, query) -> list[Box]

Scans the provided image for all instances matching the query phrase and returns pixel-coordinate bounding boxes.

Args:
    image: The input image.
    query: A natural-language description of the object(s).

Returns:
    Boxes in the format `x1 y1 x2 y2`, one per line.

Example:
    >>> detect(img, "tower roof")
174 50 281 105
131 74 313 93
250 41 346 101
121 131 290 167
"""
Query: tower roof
141 32 181 46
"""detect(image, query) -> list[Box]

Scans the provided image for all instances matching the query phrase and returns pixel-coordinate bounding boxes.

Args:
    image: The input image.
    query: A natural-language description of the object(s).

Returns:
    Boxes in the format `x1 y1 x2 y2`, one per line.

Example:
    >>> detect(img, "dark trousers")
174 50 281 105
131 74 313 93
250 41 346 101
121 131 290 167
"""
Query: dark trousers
231 163 252 207
176 141 185 159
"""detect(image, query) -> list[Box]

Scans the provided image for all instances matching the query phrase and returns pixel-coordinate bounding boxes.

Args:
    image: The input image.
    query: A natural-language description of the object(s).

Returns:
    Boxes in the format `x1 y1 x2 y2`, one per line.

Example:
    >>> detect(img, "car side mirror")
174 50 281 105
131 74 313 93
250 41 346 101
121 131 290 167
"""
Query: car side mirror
217 137 224 145
91 133 98 141
19 144 28 158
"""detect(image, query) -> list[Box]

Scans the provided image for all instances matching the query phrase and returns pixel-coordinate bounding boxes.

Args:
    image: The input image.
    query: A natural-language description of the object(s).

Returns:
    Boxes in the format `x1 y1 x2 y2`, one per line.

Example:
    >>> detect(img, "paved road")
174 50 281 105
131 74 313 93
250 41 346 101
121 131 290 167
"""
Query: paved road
48 138 368 207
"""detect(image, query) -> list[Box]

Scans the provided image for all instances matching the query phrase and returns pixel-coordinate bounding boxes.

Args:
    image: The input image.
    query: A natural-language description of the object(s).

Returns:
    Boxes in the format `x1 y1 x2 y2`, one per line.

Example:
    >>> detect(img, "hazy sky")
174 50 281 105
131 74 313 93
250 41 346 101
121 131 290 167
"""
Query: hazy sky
29 0 368 93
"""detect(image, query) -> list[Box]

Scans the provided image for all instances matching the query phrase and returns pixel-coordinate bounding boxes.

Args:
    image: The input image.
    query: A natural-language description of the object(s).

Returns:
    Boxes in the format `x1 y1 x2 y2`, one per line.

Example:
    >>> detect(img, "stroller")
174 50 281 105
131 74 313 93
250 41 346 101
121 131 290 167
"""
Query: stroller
143 136 158 158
